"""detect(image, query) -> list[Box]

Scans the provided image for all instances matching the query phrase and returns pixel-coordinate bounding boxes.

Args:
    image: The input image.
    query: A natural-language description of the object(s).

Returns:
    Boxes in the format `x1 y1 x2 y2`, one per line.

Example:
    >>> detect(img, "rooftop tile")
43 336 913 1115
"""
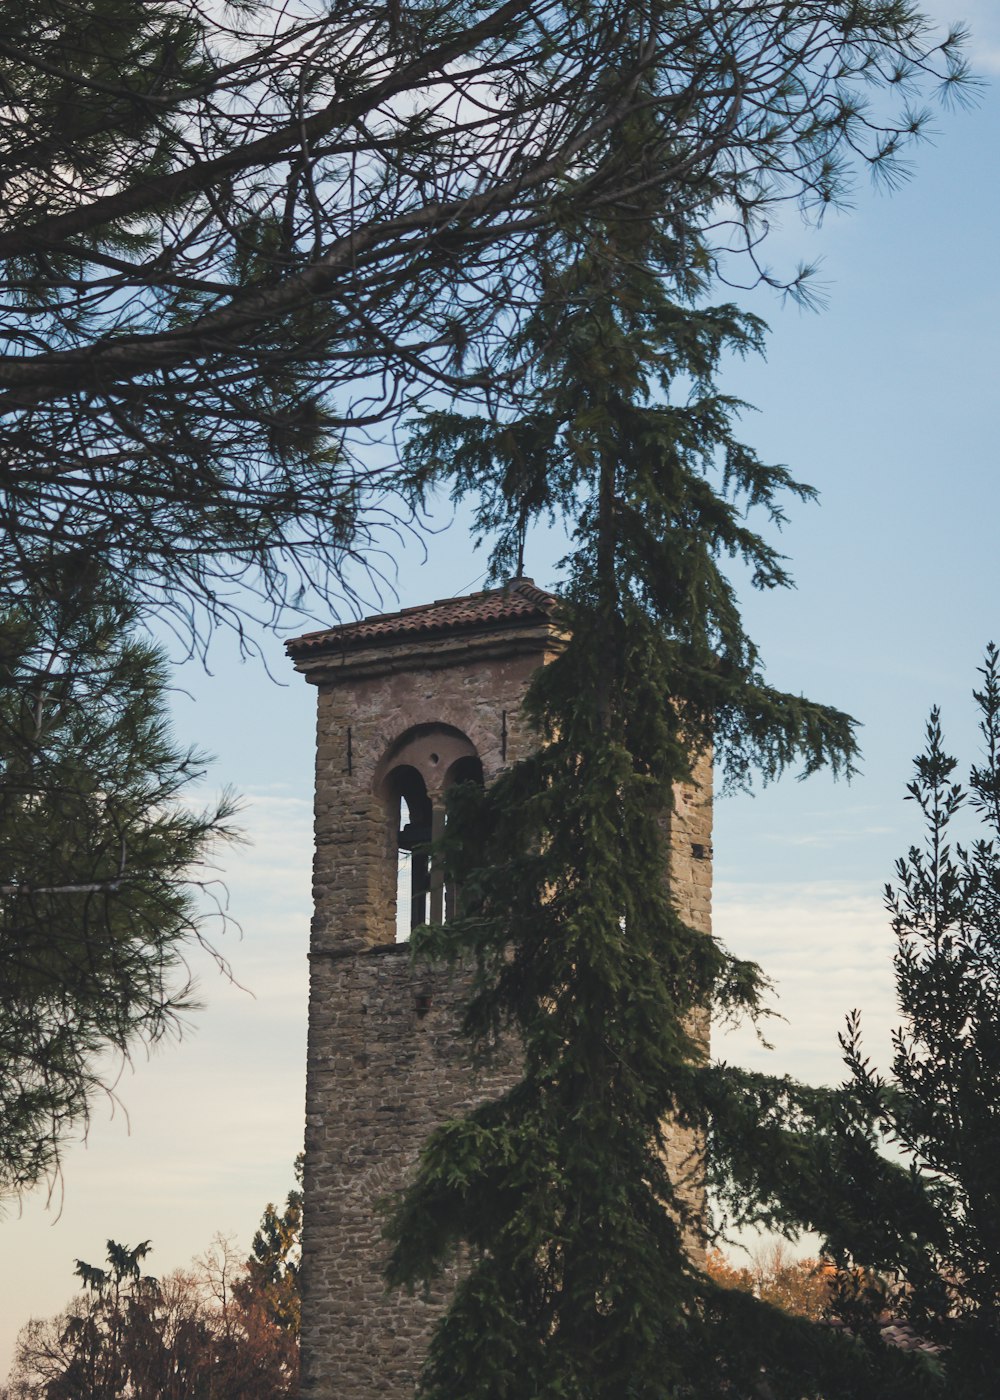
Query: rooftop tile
285 578 559 656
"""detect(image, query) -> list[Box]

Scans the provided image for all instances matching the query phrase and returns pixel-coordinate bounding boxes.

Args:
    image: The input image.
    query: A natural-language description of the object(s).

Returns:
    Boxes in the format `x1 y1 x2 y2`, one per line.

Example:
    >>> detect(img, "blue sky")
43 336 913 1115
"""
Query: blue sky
3 6 999 1376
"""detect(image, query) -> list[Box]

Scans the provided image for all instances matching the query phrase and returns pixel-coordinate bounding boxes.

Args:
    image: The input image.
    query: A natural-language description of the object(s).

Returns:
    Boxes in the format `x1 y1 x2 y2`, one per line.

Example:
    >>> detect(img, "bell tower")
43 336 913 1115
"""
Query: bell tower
286 579 712 1400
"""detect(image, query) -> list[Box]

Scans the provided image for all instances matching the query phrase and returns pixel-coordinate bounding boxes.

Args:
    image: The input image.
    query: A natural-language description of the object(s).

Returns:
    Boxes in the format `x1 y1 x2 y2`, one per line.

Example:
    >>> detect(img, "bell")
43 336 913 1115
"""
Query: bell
398 821 431 852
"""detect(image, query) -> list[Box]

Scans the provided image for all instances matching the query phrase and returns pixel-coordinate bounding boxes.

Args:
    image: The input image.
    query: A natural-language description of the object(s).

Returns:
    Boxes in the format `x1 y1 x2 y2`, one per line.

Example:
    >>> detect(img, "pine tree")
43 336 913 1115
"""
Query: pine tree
0 0 968 640
0 558 238 1194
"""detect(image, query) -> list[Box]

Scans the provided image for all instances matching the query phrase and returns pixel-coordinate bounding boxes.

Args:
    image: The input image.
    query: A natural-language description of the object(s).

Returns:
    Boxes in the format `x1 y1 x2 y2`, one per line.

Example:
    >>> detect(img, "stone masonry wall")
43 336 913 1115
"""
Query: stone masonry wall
299 629 713 1400
663 745 713 1245
309 634 547 959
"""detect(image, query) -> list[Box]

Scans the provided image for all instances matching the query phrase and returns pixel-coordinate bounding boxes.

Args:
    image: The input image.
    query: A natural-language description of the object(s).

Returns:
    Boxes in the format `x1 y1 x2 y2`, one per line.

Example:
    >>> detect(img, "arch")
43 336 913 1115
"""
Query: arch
444 752 484 791
375 722 477 800
383 765 432 940
376 725 483 941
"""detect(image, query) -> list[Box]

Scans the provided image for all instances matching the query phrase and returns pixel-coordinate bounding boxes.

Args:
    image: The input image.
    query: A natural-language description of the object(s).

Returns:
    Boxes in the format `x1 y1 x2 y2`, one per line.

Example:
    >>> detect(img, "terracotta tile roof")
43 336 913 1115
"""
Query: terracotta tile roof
878 1320 943 1355
285 578 560 656
825 1315 943 1358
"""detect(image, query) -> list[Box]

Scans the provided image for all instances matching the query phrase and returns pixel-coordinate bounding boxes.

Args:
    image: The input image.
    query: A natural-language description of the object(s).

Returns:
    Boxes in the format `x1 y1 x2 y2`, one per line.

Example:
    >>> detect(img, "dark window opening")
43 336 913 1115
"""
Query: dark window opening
445 754 484 790
384 741 485 943
442 755 485 921
390 766 432 943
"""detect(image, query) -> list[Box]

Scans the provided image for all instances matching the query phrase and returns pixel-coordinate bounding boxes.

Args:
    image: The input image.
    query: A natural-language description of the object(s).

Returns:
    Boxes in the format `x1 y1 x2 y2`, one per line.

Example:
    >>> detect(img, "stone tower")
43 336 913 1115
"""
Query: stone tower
286 578 712 1400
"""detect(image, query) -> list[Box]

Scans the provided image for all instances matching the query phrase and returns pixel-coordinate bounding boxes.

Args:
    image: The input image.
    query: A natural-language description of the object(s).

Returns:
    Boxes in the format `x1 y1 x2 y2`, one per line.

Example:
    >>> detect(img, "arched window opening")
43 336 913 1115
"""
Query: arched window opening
388 766 431 943
377 727 484 943
443 755 485 921
445 754 484 791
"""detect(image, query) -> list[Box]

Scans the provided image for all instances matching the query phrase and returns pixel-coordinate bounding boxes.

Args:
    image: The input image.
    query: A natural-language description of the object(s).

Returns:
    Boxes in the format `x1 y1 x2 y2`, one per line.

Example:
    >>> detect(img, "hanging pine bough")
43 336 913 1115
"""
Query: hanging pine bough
381 104 953 1398
0 0 969 646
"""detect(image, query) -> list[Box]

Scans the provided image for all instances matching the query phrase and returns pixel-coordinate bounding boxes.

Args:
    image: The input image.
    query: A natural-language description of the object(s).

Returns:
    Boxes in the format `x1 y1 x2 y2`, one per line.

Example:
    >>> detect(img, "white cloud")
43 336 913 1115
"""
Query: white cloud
713 881 899 1087
758 824 894 850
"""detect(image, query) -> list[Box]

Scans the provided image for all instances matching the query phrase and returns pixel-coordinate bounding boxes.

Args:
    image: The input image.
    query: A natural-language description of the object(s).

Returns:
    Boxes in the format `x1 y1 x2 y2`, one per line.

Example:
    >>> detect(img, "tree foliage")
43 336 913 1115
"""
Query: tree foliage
705 1244 834 1324
662 660 1000 1397
0 563 238 1196
0 0 968 639
374 2 980 1386
377 89 960 1391
236 1153 303 1337
2 1168 303 1399
828 647 1000 1396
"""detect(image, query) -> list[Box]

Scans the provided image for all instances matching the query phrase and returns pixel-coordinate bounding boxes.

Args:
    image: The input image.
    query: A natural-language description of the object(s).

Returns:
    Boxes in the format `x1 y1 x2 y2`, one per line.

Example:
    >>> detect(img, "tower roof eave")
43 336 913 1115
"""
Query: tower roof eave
285 577 561 661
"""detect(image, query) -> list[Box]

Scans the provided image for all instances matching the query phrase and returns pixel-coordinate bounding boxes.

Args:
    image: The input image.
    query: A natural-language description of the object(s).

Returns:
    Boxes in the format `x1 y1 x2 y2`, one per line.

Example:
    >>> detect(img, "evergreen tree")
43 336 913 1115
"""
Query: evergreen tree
704 657 1000 1398
0 559 237 1194
826 648 1000 1396
60 1241 160 1400
238 1153 304 1336
383 106 947 1399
